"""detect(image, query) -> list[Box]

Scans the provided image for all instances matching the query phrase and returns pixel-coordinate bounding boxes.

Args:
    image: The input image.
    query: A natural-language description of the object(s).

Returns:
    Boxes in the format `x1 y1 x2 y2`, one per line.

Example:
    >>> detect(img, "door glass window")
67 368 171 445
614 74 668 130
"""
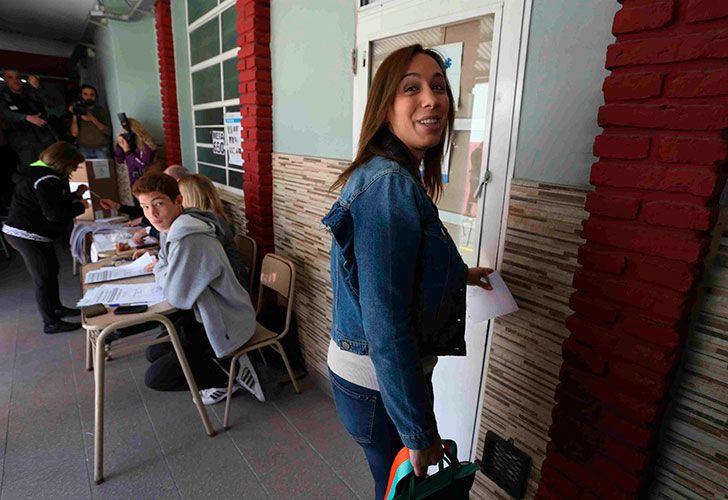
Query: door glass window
370 16 495 266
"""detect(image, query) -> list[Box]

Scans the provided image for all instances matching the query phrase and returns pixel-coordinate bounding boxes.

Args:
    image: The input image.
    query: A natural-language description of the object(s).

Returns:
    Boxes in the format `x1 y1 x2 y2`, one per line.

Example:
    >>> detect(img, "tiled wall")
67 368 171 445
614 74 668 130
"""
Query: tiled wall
650 219 728 498
470 181 590 499
271 153 348 375
219 189 247 237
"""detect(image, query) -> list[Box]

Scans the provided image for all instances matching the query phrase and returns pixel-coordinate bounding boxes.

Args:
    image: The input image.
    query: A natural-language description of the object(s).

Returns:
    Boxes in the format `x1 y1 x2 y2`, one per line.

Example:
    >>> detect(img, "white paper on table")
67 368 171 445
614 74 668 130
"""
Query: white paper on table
84 253 156 284
466 271 519 324
76 283 165 307
92 230 145 252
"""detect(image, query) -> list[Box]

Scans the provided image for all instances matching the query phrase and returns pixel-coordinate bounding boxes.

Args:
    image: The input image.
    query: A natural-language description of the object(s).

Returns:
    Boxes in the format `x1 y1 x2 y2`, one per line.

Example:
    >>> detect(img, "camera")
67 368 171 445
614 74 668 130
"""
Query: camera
117 112 137 151
72 99 88 116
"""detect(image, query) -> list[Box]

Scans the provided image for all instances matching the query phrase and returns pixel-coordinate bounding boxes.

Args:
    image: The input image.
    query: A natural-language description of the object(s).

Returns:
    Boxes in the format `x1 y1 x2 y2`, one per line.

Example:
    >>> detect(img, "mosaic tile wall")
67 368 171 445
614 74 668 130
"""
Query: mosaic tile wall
219 189 247 236
271 153 348 376
470 181 590 499
650 220 728 498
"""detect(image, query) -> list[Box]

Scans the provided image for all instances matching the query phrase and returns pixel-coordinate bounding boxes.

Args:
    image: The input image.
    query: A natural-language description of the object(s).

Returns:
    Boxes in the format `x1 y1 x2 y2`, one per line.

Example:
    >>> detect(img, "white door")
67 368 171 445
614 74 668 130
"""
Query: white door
354 0 530 459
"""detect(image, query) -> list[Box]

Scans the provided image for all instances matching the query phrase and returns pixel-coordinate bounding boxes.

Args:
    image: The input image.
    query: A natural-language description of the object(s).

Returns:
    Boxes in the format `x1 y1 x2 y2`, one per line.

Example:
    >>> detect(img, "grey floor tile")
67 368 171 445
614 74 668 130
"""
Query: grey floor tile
258 441 355 500
131 365 268 499
336 457 375 500
1 341 91 500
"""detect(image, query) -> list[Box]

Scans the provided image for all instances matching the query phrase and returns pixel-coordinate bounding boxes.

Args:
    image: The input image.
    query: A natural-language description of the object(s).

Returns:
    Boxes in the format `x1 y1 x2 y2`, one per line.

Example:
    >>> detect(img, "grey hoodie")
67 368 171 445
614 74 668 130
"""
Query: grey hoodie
154 212 255 358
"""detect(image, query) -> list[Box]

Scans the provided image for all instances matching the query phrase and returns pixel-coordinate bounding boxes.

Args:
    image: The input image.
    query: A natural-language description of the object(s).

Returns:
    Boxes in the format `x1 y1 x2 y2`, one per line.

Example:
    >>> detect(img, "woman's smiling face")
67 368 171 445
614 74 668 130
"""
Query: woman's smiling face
387 53 450 162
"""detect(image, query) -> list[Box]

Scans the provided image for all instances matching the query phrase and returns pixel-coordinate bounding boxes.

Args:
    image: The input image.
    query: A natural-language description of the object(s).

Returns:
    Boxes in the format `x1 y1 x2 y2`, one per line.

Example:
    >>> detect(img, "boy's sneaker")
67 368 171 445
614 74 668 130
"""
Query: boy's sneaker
236 354 265 402
199 384 239 406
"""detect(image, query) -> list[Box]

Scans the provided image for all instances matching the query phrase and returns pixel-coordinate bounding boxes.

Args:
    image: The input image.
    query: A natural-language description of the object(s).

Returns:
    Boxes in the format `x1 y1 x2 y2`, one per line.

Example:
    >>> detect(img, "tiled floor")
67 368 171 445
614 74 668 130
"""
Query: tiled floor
0 244 374 499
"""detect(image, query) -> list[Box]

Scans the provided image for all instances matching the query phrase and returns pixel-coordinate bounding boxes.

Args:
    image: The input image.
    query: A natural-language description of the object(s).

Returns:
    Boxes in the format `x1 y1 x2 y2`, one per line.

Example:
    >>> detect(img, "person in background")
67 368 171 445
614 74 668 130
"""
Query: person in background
131 173 259 405
2 142 88 333
0 69 56 168
321 44 493 498
163 164 190 181
177 174 250 290
69 84 111 159
0 120 19 214
114 117 156 186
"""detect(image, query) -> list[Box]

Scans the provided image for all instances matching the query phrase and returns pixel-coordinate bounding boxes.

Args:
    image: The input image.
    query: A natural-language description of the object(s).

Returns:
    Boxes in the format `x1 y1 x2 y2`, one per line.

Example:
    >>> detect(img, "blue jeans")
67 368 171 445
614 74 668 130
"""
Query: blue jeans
78 146 111 159
329 369 435 500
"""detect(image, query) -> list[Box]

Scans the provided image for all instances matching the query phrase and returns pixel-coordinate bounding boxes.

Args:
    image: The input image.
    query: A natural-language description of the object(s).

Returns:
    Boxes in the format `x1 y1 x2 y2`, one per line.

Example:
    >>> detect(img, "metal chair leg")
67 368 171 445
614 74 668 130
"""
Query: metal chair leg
272 342 301 394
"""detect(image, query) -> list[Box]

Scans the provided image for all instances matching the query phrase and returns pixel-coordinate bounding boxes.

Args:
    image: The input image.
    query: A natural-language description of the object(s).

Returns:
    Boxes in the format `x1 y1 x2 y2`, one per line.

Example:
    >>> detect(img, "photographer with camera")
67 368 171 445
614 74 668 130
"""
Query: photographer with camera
0 69 57 168
68 84 111 159
114 114 156 187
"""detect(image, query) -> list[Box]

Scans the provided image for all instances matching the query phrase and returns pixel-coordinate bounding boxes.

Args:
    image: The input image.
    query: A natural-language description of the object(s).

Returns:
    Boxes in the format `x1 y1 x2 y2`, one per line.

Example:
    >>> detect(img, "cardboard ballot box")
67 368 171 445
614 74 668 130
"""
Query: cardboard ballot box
69 159 120 221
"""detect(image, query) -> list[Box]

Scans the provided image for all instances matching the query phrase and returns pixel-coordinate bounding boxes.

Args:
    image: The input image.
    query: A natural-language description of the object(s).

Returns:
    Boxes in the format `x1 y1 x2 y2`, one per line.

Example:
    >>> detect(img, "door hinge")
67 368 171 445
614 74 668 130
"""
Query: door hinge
475 171 491 199
351 47 357 75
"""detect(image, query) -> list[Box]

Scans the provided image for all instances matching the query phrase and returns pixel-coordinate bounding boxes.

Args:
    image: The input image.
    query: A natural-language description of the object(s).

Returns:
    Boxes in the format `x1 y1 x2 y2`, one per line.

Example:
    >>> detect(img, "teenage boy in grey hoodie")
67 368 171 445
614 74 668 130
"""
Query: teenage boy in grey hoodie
132 173 258 402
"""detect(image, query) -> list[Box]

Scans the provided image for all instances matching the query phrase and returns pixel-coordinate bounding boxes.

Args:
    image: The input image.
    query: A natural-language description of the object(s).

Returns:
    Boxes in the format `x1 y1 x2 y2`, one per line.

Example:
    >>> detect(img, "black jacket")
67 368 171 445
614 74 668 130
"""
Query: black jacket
0 86 57 166
5 162 85 240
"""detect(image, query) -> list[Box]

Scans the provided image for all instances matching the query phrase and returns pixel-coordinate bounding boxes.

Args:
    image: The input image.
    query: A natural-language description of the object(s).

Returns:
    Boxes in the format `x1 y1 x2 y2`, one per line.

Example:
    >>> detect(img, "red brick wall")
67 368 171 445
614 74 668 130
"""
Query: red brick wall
537 1 728 498
154 0 182 165
237 0 274 255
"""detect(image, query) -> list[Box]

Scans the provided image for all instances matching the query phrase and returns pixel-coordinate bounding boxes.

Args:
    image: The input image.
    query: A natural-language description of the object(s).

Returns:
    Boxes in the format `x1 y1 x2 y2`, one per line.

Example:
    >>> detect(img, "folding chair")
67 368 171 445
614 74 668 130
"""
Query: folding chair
234 233 257 294
223 253 301 429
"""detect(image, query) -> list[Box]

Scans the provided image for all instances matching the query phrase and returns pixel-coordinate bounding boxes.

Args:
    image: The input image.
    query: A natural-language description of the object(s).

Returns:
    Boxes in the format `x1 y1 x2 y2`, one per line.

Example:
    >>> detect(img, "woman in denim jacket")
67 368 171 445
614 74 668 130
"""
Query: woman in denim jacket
322 45 493 498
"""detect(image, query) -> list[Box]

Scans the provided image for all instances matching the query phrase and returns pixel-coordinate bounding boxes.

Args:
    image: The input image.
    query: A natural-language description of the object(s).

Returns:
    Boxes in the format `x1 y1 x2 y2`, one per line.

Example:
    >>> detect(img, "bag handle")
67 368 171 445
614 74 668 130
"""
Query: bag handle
406 440 460 500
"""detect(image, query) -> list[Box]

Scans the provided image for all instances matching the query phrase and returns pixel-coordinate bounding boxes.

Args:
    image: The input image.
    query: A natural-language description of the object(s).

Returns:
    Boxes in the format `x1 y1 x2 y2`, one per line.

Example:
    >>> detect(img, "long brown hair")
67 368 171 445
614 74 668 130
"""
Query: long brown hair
178 174 229 223
332 44 455 200
39 141 85 177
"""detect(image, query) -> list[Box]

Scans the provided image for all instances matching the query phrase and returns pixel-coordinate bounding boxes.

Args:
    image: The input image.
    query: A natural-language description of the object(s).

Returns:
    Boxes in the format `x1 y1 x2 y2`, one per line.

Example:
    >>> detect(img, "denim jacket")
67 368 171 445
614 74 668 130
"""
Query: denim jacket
322 156 467 450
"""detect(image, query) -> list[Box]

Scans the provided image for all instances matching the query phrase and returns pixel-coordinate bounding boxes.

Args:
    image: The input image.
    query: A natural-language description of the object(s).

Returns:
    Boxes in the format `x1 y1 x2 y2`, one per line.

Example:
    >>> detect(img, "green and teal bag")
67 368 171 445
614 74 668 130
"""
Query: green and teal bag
384 440 479 500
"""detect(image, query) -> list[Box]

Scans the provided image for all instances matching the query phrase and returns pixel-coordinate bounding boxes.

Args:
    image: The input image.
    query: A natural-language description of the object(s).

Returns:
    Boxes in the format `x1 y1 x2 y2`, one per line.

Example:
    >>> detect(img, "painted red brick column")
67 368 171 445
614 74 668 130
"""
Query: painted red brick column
237 0 274 255
154 0 182 165
537 1 728 498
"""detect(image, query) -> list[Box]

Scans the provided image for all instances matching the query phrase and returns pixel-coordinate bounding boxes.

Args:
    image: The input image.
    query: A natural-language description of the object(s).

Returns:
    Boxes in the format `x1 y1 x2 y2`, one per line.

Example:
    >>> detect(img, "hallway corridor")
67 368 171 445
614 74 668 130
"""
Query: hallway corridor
0 246 373 499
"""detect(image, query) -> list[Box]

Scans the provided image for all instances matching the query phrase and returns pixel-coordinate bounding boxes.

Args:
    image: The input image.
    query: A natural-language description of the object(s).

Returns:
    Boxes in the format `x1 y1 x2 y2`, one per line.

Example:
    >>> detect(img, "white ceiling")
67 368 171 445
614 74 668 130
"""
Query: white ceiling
0 0 97 44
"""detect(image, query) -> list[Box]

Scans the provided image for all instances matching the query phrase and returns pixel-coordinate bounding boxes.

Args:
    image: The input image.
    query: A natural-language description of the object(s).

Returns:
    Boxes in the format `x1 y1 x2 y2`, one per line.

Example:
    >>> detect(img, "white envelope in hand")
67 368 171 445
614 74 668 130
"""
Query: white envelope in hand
466 271 519 324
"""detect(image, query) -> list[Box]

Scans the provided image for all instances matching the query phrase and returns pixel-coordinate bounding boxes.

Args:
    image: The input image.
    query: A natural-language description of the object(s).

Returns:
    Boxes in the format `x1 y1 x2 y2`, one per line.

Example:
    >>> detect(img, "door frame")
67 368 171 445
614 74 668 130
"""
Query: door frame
352 0 533 458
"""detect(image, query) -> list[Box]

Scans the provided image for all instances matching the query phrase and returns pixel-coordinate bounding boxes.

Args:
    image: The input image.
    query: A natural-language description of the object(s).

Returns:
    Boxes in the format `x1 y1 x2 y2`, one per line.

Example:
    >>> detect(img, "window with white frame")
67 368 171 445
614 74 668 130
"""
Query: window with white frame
186 0 243 191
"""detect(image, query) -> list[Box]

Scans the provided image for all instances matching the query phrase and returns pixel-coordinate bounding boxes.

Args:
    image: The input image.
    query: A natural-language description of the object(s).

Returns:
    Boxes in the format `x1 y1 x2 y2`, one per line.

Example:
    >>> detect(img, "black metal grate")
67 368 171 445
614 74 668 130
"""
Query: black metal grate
479 431 531 499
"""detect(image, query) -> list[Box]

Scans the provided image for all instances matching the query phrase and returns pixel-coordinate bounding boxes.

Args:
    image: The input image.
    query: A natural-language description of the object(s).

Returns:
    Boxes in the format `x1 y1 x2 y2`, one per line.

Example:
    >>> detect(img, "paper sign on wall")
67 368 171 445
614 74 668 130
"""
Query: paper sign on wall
90 160 111 179
224 112 243 167
211 131 225 155
431 42 463 111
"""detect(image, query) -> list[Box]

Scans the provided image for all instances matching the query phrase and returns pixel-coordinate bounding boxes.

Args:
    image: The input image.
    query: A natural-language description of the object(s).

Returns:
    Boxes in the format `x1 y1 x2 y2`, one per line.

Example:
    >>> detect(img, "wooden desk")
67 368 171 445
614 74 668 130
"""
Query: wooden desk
79 259 215 484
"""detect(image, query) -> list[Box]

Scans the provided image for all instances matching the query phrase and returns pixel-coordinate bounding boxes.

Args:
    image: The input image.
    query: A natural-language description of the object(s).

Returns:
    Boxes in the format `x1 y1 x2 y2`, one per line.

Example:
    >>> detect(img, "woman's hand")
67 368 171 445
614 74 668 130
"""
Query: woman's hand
124 217 143 227
132 248 157 260
467 267 494 290
79 199 90 210
99 198 120 211
75 184 89 197
131 228 147 245
409 438 444 477
117 133 130 152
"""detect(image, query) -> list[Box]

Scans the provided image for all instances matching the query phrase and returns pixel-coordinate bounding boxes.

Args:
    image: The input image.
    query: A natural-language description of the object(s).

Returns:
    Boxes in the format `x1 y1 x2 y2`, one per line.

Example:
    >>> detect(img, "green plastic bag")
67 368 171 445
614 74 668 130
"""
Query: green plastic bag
391 440 479 500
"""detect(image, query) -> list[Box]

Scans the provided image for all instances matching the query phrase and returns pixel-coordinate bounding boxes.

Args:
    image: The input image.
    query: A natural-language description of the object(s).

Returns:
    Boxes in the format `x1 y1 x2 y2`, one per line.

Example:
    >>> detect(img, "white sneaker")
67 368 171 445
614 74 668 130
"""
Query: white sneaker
199 384 239 406
236 354 265 402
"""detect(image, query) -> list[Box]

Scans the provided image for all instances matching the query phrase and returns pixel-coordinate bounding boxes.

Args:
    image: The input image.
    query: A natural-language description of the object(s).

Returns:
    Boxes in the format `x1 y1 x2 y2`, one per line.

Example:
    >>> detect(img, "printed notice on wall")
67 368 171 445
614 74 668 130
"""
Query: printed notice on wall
90 160 111 179
224 112 243 167
211 131 225 155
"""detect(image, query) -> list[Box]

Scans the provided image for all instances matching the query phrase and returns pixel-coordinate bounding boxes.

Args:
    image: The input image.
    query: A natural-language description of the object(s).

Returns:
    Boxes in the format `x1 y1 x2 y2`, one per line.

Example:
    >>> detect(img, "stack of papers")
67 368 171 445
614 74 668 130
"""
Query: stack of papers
84 253 156 284
76 283 166 307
